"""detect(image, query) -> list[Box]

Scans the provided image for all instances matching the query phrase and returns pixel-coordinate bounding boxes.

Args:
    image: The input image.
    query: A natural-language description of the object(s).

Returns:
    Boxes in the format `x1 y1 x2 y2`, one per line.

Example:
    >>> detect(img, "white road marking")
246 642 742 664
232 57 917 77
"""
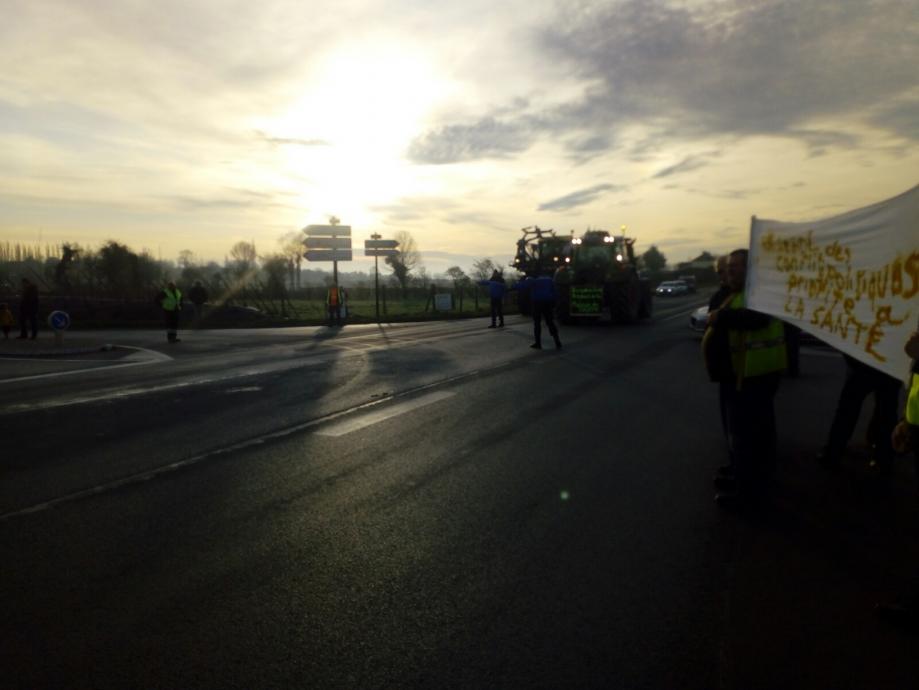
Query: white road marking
0 346 172 384
315 390 456 437
0 383 470 521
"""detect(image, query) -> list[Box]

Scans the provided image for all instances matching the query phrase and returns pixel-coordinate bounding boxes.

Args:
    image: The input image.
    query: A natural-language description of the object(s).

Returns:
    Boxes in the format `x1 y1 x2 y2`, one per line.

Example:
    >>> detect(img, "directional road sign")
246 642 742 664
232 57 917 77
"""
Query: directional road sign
364 239 399 249
365 249 399 257
304 224 352 237
305 249 353 262
304 237 352 250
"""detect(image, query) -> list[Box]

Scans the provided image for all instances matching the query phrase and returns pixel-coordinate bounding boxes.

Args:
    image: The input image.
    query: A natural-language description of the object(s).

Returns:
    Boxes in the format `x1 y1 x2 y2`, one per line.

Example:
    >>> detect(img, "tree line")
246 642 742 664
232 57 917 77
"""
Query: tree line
0 231 510 304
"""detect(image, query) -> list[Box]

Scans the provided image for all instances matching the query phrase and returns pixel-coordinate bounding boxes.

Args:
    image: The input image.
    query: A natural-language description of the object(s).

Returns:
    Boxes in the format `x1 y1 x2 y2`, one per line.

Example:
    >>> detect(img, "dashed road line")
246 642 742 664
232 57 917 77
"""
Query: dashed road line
315 390 455 437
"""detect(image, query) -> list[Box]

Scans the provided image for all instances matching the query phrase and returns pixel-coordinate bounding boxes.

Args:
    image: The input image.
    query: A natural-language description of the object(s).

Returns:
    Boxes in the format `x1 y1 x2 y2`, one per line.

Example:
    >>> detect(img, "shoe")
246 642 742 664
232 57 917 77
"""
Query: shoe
712 475 736 491
876 601 919 633
488 324 496 329
498 322 504 327
173 338 181 343
15 335 25 339
554 338 562 350
530 343 542 349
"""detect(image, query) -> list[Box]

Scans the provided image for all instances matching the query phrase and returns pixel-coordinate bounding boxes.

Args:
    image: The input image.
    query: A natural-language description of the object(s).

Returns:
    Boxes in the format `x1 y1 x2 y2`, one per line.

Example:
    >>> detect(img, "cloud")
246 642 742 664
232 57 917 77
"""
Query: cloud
407 117 537 164
414 0 919 164
537 183 624 211
254 130 329 147
652 151 721 178
537 0 919 145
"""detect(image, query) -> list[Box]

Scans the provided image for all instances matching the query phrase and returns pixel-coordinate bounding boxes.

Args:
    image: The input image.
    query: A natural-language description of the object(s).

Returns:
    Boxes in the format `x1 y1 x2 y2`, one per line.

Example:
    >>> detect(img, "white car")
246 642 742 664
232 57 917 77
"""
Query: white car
655 280 690 296
689 305 709 332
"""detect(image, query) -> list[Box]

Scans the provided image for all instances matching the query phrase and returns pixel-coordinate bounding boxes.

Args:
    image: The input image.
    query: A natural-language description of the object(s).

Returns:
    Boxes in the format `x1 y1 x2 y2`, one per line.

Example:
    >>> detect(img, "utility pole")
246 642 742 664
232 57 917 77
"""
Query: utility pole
363 234 398 324
371 233 381 322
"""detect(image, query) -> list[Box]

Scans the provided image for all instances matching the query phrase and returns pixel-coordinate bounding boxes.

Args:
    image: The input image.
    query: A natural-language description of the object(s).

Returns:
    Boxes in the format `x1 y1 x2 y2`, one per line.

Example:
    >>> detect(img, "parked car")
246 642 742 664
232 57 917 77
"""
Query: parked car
655 280 690 296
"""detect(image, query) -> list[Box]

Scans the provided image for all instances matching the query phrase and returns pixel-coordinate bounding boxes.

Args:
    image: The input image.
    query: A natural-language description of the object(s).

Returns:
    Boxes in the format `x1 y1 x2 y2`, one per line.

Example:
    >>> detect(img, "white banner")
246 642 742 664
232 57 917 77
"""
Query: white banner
747 184 919 382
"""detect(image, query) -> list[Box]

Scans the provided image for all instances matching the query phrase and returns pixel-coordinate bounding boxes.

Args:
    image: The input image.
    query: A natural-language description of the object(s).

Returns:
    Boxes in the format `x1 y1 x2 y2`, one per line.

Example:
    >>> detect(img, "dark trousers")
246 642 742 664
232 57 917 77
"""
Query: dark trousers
164 309 179 341
19 309 37 338
532 301 559 346
718 379 732 444
328 305 341 326
825 355 900 468
490 298 504 326
725 373 780 496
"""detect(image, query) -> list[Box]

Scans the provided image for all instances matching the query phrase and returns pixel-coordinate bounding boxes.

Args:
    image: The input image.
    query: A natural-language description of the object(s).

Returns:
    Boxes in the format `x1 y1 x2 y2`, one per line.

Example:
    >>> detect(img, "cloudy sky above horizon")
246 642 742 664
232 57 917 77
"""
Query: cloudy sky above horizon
2 0 917 275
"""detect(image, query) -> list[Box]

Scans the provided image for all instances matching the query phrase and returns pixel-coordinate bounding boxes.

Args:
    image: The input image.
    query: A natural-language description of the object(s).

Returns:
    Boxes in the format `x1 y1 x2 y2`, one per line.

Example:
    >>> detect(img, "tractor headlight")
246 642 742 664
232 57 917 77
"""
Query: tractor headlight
616 254 623 262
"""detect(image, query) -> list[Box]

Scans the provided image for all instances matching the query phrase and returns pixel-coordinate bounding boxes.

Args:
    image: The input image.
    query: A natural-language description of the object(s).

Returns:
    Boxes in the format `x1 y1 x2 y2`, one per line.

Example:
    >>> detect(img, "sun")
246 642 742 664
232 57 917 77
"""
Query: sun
257 39 455 223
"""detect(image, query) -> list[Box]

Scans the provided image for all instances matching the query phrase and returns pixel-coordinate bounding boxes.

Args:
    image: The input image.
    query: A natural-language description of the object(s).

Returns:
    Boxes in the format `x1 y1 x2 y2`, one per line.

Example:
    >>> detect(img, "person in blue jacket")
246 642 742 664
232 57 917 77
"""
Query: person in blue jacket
514 276 562 350
478 269 506 328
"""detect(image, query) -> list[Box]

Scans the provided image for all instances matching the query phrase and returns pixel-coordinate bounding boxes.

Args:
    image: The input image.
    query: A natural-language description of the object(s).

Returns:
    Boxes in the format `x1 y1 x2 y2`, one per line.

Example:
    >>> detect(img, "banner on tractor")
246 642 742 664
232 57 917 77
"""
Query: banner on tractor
747 184 919 382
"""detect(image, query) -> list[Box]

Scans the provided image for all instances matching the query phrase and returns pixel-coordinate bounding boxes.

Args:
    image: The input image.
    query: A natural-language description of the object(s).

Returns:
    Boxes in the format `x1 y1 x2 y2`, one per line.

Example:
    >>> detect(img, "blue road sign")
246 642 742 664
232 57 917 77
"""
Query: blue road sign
48 310 71 331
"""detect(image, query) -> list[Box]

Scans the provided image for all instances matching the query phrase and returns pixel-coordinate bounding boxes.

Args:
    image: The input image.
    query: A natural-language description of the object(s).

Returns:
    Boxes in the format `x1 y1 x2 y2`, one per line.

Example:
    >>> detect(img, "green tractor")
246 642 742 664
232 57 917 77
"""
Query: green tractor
511 226 572 316
553 230 652 324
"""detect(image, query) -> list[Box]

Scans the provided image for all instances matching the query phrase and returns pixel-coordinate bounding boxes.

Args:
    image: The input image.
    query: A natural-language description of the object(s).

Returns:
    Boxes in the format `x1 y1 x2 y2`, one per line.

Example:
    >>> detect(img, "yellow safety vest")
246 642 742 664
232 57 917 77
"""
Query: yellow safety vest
162 288 182 311
727 292 787 387
907 373 919 425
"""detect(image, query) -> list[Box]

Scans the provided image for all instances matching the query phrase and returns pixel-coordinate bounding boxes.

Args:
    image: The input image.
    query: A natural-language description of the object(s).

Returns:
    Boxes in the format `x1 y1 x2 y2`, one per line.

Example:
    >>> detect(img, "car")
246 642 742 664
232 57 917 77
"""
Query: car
689 305 709 332
655 280 690 296
677 275 697 293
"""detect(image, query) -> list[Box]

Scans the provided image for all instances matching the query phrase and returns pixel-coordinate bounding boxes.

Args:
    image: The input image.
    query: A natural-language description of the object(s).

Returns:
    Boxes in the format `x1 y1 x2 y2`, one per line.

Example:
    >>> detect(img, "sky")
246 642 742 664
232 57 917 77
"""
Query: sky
2 0 917 276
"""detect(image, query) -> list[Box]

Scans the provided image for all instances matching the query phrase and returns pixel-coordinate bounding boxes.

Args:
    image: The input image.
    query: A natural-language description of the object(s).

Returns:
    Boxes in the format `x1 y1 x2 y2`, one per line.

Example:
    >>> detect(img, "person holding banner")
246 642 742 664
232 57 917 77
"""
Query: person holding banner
815 354 901 478
706 249 787 508
876 330 919 631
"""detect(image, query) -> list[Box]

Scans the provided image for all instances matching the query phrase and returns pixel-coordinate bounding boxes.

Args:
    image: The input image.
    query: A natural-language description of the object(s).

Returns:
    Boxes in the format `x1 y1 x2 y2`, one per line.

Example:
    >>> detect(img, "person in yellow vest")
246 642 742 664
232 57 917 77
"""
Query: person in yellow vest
156 281 183 343
876 330 919 631
327 282 342 327
705 248 787 508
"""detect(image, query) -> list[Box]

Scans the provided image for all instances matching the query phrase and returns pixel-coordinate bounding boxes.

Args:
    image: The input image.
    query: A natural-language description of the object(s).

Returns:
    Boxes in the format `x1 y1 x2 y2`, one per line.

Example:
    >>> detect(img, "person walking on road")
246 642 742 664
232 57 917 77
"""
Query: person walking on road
706 248 787 508
515 276 561 350
156 281 183 343
816 354 901 479
479 270 507 328
188 280 208 325
0 303 13 339
876 329 919 631
17 278 39 340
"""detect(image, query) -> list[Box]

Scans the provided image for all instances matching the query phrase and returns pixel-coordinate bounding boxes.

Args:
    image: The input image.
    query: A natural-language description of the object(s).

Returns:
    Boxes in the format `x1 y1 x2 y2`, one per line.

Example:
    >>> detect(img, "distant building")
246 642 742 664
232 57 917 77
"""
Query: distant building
676 251 716 272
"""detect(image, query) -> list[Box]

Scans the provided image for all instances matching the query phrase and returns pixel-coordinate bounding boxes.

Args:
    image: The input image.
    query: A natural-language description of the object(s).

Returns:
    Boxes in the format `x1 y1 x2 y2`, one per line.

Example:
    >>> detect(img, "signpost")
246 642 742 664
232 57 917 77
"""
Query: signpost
365 234 399 322
303 220 352 283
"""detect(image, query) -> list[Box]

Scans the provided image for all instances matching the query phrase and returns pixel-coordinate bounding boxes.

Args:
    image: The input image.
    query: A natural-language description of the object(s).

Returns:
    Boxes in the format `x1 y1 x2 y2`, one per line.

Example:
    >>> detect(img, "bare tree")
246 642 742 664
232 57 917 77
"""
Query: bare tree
445 266 468 290
279 231 304 290
385 230 421 298
471 258 499 281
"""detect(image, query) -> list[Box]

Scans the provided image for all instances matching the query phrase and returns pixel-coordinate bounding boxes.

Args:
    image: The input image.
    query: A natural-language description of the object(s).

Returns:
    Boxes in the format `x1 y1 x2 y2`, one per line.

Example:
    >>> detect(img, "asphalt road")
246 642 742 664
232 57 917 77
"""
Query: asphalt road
3 296 917 689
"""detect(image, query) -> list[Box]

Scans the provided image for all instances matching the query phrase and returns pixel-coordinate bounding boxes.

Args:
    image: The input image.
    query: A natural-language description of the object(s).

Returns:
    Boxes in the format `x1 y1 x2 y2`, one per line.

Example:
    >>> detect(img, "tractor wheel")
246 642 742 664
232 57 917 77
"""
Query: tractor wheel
555 284 573 324
608 275 641 323
638 281 653 319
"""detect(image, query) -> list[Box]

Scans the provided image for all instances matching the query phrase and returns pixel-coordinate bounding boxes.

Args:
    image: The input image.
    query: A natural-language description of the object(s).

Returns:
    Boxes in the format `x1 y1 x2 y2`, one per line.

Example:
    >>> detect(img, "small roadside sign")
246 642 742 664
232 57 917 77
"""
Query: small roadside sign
364 239 399 249
48 310 71 330
305 237 352 250
304 224 352 237
305 249 353 262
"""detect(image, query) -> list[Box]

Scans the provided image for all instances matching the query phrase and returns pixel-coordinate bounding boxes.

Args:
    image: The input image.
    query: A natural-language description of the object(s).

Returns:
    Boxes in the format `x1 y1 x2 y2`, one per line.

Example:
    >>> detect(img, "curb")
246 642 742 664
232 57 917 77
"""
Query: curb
0 344 118 359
